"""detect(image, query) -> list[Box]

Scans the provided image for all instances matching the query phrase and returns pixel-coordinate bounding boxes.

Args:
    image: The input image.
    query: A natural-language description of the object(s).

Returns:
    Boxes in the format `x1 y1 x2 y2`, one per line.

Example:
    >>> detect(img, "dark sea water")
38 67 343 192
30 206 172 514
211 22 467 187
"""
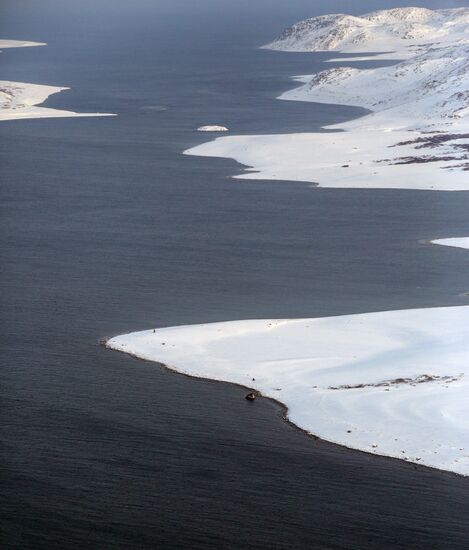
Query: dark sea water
2 2 469 549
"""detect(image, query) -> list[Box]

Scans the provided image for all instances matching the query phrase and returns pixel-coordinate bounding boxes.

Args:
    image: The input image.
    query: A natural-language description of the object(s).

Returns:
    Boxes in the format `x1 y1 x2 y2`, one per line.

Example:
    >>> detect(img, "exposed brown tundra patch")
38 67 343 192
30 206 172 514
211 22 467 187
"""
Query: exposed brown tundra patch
328 373 463 390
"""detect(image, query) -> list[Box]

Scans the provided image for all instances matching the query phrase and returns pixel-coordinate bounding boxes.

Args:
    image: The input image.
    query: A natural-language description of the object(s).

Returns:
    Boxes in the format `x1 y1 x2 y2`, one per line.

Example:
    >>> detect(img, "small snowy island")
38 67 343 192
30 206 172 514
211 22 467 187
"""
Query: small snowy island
197 125 229 132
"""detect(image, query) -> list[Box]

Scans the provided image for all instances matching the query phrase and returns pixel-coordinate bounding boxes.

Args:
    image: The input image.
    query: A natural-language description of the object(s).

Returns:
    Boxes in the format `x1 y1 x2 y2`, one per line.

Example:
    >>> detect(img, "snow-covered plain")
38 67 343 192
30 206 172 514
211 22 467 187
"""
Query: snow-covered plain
185 7 469 191
107 306 469 475
0 40 114 121
432 237 469 250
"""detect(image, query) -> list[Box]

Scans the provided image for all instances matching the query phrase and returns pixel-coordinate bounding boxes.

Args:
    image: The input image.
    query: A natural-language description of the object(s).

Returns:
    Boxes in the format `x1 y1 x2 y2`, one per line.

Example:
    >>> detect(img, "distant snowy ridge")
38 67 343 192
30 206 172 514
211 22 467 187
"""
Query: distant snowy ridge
263 7 469 57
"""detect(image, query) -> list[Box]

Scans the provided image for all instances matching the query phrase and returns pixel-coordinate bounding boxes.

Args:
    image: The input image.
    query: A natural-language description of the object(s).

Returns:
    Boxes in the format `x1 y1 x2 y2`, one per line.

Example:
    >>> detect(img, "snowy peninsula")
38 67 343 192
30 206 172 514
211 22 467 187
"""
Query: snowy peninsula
0 40 114 121
185 7 469 191
107 305 469 475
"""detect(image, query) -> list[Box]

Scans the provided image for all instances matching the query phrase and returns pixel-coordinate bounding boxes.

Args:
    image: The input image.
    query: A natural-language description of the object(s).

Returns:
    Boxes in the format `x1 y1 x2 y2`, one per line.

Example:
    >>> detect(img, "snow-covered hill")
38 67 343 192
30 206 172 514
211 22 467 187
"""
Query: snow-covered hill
186 7 469 190
281 41 469 133
276 39 469 175
263 7 469 56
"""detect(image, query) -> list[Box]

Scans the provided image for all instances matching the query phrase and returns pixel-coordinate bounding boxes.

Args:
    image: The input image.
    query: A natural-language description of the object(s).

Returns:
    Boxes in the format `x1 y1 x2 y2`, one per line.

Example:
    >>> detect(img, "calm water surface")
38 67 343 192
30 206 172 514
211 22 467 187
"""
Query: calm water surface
1 3 469 549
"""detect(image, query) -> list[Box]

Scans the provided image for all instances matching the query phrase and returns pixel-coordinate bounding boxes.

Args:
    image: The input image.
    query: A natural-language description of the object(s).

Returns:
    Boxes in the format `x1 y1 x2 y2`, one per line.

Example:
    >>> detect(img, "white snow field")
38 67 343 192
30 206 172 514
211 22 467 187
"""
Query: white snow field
185 7 469 191
0 40 115 121
432 237 469 249
107 306 469 475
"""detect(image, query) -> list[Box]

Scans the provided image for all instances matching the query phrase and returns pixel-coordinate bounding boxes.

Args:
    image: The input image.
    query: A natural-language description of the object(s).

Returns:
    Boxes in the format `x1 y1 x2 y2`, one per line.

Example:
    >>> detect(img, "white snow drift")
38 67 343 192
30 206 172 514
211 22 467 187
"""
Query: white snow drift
107 305 469 476
185 7 469 191
0 40 114 121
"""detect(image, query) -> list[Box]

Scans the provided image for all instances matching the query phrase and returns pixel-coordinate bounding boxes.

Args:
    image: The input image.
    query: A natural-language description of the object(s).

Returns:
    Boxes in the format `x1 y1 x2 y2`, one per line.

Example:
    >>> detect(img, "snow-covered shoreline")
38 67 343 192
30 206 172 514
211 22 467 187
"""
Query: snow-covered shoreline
0 40 115 121
185 7 469 191
183 126 469 191
0 80 115 121
107 7 469 475
107 305 469 476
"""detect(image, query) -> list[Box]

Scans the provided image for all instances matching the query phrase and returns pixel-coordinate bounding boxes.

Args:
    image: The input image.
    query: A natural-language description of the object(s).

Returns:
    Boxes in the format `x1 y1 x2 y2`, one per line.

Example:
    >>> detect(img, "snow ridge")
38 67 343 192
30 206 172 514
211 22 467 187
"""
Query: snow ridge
263 7 469 55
